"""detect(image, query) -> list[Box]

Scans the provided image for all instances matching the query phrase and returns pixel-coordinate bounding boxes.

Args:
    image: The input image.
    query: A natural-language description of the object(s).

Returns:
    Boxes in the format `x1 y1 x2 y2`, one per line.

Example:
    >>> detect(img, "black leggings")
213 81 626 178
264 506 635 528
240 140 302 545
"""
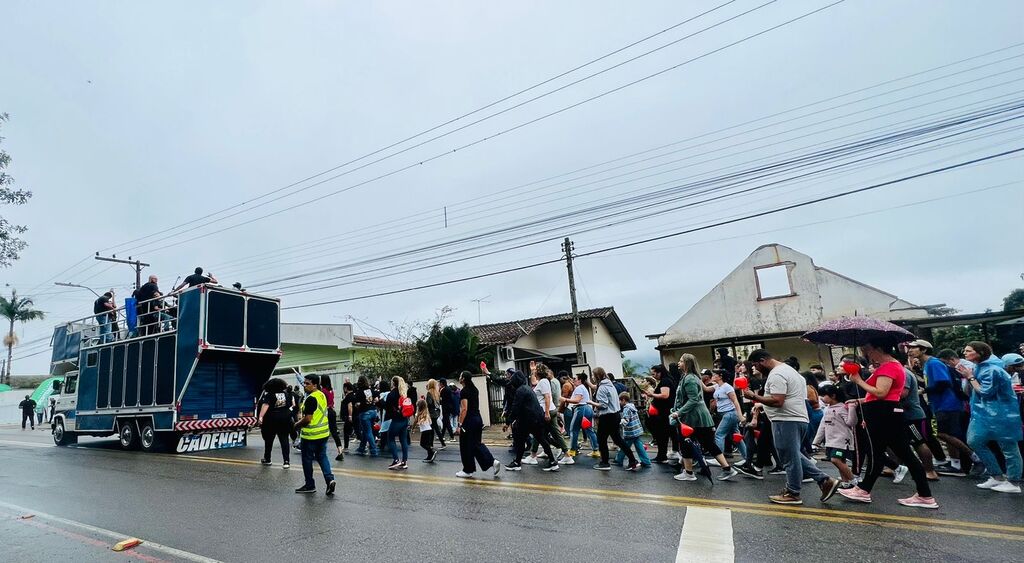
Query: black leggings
261 421 291 463
859 401 931 497
420 428 435 456
650 414 672 460
598 413 636 465
513 420 553 464
327 408 342 449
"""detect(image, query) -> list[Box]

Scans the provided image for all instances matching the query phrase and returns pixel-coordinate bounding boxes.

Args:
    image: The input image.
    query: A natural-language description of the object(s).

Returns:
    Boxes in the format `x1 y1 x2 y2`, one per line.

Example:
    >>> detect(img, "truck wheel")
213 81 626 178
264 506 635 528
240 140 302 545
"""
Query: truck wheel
53 419 77 446
118 420 139 450
139 421 162 452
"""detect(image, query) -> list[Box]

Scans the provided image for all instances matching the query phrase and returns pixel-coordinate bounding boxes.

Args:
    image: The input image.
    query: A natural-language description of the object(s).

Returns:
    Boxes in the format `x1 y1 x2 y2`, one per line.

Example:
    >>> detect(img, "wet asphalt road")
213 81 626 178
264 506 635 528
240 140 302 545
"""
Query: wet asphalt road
0 426 1021 562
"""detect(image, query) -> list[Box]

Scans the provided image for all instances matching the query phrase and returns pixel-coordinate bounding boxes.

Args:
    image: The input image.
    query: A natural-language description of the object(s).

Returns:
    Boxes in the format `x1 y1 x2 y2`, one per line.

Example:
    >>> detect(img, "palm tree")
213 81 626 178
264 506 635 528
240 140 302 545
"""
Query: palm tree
0 289 45 385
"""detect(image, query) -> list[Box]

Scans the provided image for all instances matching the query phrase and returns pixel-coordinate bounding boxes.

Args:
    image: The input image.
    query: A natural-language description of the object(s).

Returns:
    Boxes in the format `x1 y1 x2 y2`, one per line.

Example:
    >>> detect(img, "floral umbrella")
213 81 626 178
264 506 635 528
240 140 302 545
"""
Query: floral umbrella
802 316 916 347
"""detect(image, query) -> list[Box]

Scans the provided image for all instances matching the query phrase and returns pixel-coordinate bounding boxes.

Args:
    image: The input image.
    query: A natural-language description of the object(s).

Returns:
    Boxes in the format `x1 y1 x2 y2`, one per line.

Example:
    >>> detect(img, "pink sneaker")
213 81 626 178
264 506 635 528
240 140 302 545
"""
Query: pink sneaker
897 494 938 509
837 486 872 503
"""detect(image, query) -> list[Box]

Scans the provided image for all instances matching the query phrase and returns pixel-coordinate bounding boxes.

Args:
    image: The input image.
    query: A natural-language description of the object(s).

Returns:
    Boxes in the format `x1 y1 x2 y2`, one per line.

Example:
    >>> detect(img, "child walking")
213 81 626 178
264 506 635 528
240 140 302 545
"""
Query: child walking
415 398 437 463
813 384 858 488
615 392 652 469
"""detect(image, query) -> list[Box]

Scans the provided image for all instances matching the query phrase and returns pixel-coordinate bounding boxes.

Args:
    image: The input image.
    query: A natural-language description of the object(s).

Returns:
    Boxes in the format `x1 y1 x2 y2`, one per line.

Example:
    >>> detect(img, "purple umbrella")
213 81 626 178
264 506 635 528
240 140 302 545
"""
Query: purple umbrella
802 316 916 347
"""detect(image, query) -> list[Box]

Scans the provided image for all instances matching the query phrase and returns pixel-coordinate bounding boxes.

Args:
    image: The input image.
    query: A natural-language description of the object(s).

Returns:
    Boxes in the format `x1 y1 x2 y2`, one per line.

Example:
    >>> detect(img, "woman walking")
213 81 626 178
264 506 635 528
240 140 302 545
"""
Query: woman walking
456 370 502 479
589 367 639 471
257 378 294 468
957 341 1023 493
353 376 379 457
321 376 344 462
669 354 737 482
415 398 437 462
339 381 357 453
564 372 600 459
425 379 447 450
838 339 938 508
643 364 677 464
384 376 411 470
711 369 748 463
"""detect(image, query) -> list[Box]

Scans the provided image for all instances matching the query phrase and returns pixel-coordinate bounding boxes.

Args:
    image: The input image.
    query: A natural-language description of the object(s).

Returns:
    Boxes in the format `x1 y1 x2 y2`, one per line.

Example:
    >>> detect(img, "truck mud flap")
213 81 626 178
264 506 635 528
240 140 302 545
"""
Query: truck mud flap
174 429 248 453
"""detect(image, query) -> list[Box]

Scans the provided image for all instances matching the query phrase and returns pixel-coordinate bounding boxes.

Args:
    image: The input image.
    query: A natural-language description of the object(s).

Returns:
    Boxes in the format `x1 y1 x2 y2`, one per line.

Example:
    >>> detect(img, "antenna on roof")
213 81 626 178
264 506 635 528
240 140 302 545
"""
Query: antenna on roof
471 295 491 324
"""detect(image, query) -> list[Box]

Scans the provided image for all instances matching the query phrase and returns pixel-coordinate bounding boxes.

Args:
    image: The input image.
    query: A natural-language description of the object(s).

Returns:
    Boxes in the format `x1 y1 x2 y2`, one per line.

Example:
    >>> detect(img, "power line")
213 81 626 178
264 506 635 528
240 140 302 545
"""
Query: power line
280 145 1023 310
129 1 847 256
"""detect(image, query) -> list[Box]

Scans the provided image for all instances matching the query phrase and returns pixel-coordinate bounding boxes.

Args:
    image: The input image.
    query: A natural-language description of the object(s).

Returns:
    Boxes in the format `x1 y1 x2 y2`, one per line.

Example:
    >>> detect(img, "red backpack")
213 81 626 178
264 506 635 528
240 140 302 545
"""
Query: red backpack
400 396 414 417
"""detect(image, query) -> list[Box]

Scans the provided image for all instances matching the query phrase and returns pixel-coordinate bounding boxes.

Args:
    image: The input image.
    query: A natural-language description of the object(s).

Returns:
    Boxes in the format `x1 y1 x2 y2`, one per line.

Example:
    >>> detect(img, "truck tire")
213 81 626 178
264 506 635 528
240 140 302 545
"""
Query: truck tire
118 420 140 450
138 421 163 453
53 419 78 446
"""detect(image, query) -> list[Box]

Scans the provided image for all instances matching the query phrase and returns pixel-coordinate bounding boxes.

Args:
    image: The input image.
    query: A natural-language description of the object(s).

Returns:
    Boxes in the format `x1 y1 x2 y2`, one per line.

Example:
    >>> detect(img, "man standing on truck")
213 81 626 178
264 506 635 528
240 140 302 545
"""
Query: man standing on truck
174 267 218 291
18 395 36 430
293 375 337 496
93 290 117 343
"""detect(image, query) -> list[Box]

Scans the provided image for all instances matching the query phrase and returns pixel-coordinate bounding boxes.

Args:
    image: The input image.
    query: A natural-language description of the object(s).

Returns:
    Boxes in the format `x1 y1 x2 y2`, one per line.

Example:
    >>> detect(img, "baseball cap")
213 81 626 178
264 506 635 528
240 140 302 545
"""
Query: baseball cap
1001 353 1024 367
906 339 933 349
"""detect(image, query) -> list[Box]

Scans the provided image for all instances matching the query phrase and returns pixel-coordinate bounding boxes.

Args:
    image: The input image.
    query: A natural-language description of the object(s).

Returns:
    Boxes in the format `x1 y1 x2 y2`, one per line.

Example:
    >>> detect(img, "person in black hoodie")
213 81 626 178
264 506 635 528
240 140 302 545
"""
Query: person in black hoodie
504 371 559 472
643 364 676 463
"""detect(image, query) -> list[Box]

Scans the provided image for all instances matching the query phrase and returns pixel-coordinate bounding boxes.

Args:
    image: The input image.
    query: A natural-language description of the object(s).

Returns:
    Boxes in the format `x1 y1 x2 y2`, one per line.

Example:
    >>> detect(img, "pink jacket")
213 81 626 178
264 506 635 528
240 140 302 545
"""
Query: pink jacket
812 403 858 450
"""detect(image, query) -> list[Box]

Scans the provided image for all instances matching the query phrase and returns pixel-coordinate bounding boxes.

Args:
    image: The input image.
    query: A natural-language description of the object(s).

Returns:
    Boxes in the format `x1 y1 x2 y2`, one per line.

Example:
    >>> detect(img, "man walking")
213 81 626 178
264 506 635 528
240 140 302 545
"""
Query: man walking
18 395 36 430
743 349 840 505
908 341 974 475
293 375 336 495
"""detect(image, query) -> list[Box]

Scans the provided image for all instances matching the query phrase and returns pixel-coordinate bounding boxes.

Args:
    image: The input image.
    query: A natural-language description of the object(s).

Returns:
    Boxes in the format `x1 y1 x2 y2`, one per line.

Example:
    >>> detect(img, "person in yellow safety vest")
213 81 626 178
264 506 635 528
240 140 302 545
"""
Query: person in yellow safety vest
293 374 337 496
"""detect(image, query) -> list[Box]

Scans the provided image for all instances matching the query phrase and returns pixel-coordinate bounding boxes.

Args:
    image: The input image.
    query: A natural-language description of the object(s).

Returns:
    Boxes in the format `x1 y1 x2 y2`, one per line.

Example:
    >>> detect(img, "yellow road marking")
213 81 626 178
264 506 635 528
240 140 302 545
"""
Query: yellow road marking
173 452 1024 541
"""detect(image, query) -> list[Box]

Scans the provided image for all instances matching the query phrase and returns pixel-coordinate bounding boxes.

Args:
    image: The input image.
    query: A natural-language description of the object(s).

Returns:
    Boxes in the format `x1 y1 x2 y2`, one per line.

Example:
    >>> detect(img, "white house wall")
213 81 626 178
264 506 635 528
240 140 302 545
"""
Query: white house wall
660 244 926 347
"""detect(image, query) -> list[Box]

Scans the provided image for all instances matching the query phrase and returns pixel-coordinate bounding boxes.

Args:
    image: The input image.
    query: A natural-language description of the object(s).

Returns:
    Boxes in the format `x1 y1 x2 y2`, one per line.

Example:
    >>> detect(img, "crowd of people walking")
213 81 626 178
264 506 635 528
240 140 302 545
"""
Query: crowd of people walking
255 339 1024 509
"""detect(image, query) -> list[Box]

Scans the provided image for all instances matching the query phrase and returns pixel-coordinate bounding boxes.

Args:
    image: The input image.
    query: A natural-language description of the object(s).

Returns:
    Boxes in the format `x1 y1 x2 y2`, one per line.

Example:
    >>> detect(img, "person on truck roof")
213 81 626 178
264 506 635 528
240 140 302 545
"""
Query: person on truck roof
175 267 217 291
135 275 162 336
93 290 116 344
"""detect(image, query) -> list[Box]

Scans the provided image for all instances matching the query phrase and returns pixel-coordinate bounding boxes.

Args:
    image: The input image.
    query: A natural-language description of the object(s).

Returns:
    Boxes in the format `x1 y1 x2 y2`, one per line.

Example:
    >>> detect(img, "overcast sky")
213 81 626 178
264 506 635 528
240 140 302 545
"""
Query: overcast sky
2 0 1022 374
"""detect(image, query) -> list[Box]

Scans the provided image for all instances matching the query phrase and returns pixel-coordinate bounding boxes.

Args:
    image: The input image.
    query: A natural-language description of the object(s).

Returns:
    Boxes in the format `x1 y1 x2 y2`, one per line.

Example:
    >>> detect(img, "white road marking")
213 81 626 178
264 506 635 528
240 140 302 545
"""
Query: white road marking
676 506 734 563
0 500 222 563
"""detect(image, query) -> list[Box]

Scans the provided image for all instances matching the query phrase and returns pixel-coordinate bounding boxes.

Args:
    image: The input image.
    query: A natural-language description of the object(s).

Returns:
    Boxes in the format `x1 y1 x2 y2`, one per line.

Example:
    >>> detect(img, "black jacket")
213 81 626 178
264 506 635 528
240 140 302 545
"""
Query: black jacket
506 372 542 427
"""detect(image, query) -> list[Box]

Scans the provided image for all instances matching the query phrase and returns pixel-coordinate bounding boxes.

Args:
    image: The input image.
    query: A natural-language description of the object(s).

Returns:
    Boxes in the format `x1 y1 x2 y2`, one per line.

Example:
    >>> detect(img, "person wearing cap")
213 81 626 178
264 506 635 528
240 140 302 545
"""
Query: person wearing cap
1001 353 1024 386
907 340 973 476
175 267 218 291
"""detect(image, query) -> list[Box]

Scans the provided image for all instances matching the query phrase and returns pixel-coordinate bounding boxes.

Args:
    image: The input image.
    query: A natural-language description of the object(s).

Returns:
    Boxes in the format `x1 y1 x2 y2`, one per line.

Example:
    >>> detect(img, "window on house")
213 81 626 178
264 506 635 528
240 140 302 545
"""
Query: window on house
755 264 794 300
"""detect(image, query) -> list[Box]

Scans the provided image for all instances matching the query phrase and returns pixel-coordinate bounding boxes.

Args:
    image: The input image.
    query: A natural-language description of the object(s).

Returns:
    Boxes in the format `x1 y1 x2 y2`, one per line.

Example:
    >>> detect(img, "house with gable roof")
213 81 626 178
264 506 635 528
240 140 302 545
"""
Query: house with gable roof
648 244 931 370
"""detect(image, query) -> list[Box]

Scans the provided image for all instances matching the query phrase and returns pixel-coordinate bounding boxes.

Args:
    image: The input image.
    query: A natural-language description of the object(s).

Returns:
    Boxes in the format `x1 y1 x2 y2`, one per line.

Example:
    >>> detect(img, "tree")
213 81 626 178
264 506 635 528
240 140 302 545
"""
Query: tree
350 321 422 385
0 289 45 385
415 322 487 381
621 358 643 377
0 114 34 267
1004 288 1024 312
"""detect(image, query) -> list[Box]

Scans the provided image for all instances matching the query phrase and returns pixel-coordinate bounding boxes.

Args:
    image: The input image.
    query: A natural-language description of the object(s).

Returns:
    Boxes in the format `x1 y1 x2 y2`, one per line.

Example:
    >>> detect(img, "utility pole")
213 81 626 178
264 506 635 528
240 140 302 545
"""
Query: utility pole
94 253 150 290
562 237 584 365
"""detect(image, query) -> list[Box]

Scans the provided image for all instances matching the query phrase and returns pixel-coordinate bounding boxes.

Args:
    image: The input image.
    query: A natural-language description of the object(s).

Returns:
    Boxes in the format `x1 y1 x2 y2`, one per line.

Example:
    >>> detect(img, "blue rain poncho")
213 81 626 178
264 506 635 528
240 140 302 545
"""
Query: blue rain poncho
968 356 1023 442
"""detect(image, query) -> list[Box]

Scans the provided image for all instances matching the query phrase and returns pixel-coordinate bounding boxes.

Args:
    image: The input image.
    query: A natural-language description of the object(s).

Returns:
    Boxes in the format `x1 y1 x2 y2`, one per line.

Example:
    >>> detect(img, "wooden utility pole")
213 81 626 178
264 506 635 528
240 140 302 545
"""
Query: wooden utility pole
94 254 149 290
562 237 584 365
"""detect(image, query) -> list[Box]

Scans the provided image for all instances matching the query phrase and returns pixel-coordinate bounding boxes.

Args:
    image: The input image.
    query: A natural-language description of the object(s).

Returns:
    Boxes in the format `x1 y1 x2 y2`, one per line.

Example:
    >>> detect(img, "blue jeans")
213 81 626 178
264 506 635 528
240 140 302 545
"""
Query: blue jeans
300 437 334 489
803 407 823 454
715 411 748 461
569 405 598 451
969 425 1023 481
357 410 378 455
771 420 828 495
615 436 652 466
388 417 410 462
97 316 113 344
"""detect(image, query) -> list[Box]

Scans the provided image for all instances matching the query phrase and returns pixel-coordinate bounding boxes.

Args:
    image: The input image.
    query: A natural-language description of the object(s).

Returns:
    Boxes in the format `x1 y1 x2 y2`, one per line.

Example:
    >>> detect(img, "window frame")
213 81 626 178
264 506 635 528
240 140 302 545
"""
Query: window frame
754 262 796 301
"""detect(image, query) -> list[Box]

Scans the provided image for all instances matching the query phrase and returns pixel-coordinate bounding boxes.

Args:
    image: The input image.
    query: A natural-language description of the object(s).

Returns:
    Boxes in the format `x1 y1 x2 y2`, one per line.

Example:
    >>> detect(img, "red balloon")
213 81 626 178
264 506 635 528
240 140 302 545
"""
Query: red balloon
842 362 861 376
648 405 659 417
732 432 743 444
581 417 592 430
734 377 749 390
373 423 381 432
680 424 694 438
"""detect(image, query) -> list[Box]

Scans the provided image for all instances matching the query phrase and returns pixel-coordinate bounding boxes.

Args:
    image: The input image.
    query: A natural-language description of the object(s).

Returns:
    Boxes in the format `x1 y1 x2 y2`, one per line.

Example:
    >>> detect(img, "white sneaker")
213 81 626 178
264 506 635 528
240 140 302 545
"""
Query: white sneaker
493 460 503 477
522 456 539 465
977 477 1002 489
455 471 475 479
893 465 909 484
993 481 1022 494
536 452 548 459
705 458 721 467
560 456 575 465
673 471 697 482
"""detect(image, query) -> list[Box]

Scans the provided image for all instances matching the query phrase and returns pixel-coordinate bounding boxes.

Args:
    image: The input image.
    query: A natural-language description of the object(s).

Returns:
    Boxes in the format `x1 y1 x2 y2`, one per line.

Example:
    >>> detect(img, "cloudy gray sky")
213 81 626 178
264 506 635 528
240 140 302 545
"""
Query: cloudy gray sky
2 0 1022 373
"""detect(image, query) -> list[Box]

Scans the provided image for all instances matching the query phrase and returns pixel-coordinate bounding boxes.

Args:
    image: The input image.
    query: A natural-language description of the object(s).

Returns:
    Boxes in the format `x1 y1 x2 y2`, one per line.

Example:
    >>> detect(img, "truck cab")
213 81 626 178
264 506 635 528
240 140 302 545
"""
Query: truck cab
49 284 281 452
